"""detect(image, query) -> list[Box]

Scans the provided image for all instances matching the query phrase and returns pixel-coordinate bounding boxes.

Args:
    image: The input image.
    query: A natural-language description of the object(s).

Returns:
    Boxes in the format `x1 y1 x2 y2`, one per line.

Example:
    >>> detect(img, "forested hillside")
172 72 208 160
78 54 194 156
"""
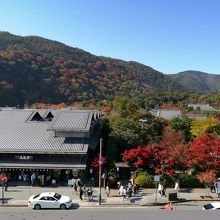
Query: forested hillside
0 32 182 106
169 71 220 93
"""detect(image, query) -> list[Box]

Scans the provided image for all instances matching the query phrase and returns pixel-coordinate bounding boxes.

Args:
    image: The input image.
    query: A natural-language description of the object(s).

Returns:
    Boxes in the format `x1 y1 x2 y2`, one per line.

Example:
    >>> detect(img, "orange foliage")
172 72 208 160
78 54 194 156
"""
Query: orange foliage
101 106 112 112
159 103 180 110
51 103 66 109
34 103 47 109
197 170 216 186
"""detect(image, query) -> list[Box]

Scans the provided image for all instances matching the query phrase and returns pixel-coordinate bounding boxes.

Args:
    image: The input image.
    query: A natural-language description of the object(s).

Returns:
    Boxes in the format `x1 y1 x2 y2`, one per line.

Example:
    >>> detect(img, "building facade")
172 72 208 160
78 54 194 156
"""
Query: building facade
0 108 104 185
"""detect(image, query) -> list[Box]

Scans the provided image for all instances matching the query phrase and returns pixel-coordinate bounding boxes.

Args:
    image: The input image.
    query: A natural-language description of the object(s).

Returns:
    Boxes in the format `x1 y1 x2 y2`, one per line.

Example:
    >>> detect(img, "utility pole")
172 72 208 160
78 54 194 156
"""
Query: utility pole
98 138 103 205
1 179 4 204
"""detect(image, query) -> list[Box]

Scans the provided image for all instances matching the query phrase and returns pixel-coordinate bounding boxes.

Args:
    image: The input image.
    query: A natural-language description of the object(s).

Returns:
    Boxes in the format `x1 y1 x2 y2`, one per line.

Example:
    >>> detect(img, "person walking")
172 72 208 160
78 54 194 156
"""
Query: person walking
73 182 77 193
174 179 180 198
119 185 124 196
158 182 163 197
122 187 127 200
31 173 36 186
87 187 93 201
158 182 166 197
133 184 137 195
174 180 180 192
105 185 110 197
79 187 83 200
4 177 8 191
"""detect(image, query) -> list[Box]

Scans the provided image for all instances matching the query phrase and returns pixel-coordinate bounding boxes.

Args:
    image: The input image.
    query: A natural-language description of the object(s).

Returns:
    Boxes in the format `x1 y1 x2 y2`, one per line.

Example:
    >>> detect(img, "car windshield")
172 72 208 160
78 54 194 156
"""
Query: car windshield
204 204 214 210
33 194 40 199
54 193 61 200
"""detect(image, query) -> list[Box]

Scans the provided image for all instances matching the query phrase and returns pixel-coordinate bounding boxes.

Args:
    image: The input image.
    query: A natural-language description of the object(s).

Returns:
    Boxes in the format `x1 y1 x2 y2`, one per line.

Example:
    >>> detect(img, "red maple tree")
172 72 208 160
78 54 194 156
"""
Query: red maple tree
122 146 151 168
91 155 107 172
197 170 216 187
186 132 220 172
122 127 189 175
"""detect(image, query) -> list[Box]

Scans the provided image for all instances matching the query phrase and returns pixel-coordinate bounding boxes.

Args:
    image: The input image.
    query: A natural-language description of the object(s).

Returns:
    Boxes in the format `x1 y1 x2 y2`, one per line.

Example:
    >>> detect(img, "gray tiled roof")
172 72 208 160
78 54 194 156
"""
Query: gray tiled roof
151 109 181 120
48 111 92 131
0 109 101 154
188 104 217 111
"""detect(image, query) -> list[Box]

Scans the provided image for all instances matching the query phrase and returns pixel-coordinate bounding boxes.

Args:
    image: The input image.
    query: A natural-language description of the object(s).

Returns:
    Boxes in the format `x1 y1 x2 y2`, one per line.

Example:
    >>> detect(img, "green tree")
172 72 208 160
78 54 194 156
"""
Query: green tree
109 115 139 150
170 116 192 142
112 96 139 118
137 112 165 146
109 112 165 154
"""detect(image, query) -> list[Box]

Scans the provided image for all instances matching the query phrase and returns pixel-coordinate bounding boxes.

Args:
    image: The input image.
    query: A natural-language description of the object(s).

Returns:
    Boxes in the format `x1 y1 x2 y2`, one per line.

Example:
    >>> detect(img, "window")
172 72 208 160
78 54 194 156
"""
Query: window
54 193 61 200
203 204 214 210
33 194 40 199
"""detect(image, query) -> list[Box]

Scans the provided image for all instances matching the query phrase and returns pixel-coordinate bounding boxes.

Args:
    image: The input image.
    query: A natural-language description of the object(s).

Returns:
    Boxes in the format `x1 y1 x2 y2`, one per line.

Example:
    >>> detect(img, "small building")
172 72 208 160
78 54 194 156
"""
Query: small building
150 109 182 120
0 108 104 185
188 104 217 111
181 113 207 119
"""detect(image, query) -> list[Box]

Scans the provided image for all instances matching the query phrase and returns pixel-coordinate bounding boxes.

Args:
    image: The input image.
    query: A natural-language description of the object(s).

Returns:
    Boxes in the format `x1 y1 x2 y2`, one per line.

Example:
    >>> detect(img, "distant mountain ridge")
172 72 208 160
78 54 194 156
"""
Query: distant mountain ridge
169 71 220 93
0 32 182 106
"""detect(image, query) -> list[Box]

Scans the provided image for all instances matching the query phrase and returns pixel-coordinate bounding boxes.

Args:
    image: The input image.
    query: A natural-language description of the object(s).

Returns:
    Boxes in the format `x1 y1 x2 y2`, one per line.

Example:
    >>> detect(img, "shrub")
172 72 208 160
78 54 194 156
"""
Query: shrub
179 174 204 188
134 172 154 188
160 174 175 187
108 174 117 188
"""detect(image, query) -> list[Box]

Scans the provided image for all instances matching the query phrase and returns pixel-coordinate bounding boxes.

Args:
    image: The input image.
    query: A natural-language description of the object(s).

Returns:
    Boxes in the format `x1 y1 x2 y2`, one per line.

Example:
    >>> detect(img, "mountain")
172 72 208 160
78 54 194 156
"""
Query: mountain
0 32 182 106
169 71 220 93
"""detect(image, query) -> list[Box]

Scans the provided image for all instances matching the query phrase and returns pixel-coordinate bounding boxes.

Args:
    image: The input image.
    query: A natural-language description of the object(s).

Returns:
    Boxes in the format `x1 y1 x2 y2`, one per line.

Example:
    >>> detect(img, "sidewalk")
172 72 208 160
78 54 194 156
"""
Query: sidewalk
0 186 219 207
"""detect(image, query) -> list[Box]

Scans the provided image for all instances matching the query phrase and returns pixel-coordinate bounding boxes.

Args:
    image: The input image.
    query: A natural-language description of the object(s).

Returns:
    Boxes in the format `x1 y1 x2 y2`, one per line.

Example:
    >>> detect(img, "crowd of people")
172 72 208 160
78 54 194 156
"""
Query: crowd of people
72 178 94 201
117 182 139 200
72 179 140 202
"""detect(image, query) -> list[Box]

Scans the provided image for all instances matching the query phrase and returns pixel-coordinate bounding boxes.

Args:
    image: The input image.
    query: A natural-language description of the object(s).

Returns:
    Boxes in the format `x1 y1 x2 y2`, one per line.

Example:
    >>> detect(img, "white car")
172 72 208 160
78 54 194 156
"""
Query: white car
203 202 220 210
28 192 72 210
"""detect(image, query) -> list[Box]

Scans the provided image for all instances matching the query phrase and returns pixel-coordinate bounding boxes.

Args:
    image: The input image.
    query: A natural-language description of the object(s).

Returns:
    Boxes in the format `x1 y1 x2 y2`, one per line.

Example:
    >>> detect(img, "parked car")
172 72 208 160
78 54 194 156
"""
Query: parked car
203 202 220 210
28 192 72 210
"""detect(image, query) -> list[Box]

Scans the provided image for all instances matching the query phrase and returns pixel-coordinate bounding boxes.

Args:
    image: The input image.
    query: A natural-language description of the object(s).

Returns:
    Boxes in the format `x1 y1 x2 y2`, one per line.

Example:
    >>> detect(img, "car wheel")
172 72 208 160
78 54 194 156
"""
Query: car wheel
60 204 66 210
34 204 41 210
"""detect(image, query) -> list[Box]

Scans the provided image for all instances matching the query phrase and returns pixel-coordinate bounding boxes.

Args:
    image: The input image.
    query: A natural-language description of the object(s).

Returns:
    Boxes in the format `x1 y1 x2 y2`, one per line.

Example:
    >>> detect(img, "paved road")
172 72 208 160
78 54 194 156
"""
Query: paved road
0 207 219 220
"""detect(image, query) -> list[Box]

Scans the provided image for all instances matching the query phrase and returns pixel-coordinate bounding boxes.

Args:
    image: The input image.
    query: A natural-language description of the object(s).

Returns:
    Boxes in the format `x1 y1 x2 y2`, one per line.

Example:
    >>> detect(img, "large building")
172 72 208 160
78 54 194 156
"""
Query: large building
0 108 104 185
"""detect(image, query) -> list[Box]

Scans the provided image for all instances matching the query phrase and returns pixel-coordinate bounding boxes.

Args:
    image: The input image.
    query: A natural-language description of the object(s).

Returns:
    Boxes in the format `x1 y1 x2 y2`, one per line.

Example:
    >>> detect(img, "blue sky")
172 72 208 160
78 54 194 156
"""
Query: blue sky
0 0 220 74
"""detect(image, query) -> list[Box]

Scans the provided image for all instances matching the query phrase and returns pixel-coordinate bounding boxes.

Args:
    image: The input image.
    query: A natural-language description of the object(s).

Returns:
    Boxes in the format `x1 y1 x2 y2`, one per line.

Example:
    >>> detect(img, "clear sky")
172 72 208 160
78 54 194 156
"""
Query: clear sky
0 0 220 74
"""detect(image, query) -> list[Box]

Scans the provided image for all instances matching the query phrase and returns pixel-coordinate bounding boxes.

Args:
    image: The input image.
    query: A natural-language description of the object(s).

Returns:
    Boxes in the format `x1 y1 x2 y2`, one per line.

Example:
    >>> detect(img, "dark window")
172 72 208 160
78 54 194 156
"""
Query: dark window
203 204 214 210
54 193 61 200
39 197 47 200
33 194 40 199
44 112 54 121
31 112 44 121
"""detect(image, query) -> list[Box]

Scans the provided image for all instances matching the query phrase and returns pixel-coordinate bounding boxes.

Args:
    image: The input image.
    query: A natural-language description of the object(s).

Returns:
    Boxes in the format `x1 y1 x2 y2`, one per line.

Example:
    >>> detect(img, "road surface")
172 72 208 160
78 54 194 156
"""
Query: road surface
0 206 219 220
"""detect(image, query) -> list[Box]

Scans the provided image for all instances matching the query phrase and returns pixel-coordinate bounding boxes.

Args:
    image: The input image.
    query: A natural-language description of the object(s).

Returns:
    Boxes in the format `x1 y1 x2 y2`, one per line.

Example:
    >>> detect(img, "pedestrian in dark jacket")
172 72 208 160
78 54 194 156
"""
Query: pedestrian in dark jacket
4 178 8 191
79 187 83 200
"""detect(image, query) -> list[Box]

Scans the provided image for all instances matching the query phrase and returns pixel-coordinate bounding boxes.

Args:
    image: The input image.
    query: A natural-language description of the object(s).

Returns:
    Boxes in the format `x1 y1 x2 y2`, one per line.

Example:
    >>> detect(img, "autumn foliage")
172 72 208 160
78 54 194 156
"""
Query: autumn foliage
122 146 151 168
186 132 220 171
122 127 189 175
197 170 216 186
150 127 189 175
91 156 107 172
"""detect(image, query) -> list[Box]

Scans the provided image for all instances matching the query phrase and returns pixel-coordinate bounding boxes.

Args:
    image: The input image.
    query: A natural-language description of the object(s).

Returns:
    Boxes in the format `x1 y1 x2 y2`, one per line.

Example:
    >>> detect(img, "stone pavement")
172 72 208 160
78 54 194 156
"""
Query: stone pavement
0 185 219 208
